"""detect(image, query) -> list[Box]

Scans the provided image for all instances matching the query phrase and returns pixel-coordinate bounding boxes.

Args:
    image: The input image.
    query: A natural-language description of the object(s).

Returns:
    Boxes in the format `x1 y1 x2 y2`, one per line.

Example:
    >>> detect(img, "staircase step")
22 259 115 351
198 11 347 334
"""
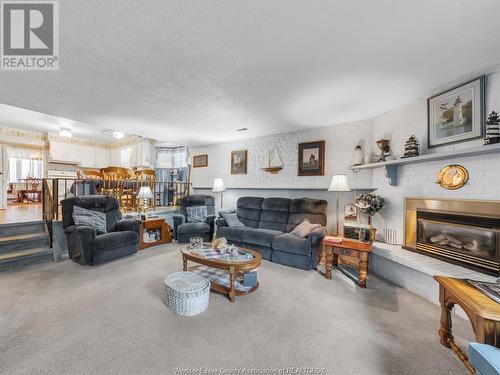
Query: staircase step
0 247 53 271
0 221 46 237
0 232 49 254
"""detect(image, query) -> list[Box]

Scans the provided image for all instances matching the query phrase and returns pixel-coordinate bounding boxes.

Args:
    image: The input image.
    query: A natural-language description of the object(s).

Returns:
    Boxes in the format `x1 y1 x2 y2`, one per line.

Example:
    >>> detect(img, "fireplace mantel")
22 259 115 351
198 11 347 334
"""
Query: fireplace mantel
349 143 500 186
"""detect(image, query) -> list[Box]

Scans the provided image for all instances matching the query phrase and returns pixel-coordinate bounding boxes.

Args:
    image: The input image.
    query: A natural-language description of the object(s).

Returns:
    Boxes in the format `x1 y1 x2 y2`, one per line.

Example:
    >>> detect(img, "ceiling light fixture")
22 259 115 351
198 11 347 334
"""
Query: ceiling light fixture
113 131 125 139
236 128 248 132
59 127 72 138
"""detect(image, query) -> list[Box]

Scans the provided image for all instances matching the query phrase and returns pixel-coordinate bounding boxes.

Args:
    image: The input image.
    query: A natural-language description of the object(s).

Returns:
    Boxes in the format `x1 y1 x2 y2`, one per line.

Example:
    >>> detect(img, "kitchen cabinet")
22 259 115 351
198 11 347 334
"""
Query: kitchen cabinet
77 145 96 168
49 141 79 164
104 142 155 169
95 148 111 168
137 142 154 167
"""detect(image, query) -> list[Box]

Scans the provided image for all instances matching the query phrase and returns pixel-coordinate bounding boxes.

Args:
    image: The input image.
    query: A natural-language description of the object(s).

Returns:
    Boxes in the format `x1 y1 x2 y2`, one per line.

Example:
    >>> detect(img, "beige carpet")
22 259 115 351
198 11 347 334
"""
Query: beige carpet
0 243 472 375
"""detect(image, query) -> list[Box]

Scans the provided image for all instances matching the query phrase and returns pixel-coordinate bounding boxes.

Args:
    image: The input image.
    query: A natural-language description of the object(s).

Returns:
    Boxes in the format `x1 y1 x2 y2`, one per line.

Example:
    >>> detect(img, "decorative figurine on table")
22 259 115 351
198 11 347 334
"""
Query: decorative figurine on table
212 237 227 251
352 144 363 165
401 135 420 158
376 139 392 162
484 111 500 145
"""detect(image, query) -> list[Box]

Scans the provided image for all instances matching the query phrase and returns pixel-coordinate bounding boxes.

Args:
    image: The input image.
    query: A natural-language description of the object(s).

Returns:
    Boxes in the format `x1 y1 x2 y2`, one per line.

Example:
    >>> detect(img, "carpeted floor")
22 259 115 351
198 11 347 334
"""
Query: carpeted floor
0 243 472 375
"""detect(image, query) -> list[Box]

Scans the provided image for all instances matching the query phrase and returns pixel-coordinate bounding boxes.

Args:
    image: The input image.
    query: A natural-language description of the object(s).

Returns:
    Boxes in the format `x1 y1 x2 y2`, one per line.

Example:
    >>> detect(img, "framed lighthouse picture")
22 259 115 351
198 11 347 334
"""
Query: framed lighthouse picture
427 76 485 148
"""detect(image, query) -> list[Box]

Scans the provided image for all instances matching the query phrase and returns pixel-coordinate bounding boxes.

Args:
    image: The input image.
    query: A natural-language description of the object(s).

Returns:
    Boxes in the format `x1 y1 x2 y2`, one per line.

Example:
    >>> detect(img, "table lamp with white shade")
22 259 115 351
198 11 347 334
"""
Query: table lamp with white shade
137 186 153 218
328 174 351 235
212 178 226 209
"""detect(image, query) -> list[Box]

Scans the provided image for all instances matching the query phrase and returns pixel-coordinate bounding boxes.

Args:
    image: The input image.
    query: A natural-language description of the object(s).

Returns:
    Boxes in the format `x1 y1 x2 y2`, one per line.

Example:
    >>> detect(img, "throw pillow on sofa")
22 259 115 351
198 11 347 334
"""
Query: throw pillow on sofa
291 219 320 238
72 206 107 234
186 205 208 223
222 212 245 228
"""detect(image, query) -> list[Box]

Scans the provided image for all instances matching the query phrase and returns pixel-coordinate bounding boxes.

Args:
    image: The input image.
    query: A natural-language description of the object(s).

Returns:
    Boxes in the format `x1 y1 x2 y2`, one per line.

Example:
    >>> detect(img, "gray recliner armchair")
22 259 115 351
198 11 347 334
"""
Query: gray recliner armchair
173 195 216 243
61 195 141 265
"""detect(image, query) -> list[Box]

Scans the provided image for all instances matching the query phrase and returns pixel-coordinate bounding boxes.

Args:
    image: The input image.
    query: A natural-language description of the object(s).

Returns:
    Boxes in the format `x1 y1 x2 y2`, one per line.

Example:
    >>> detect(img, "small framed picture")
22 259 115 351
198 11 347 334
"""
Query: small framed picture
344 204 358 222
298 140 325 176
344 223 374 243
428 76 485 148
231 150 247 174
192 154 208 168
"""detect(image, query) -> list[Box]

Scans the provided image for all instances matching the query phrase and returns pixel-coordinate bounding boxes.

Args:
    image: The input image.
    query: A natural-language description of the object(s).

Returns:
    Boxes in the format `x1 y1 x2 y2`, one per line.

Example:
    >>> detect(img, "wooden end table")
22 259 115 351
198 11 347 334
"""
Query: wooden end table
180 246 261 302
434 276 500 373
319 237 372 288
139 218 171 250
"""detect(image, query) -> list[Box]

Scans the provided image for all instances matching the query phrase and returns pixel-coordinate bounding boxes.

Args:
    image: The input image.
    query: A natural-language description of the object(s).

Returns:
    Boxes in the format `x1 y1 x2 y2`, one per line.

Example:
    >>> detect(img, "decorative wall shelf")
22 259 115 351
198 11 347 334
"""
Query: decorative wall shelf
349 143 500 186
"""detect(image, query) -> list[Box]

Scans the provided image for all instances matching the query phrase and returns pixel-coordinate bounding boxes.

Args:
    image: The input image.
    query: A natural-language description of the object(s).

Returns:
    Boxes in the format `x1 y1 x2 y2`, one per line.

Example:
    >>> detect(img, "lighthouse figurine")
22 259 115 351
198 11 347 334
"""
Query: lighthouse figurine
453 96 464 125
484 111 500 145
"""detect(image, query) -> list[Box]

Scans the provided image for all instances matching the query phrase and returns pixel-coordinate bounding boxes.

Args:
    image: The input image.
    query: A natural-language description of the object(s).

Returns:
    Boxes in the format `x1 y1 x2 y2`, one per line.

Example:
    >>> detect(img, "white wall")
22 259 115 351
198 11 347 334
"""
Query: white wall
371 69 500 243
191 120 374 232
191 120 373 190
192 67 500 236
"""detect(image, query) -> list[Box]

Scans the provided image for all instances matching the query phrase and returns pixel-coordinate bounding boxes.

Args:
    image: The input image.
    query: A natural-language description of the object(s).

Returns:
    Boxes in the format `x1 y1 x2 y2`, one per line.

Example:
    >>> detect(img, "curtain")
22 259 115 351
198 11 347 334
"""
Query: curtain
9 159 43 182
155 146 188 169
6 146 44 183
7 146 43 160
155 146 189 183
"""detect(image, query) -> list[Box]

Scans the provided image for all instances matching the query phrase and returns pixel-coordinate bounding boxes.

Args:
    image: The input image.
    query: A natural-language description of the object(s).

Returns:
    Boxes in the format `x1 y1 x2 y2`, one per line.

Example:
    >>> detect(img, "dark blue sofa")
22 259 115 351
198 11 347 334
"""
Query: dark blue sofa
216 197 327 270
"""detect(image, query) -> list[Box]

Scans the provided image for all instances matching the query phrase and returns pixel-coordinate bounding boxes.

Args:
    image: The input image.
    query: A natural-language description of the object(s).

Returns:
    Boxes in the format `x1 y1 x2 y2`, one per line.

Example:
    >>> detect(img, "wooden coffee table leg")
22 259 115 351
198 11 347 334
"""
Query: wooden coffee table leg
359 252 368 288
229 266 236 302
182 255 187 271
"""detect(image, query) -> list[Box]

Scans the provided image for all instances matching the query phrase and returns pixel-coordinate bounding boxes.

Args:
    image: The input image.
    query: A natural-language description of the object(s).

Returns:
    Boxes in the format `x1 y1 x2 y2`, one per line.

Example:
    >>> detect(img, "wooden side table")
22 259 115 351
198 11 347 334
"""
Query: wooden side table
434 276 500 373
139 218 172 250
319 237 372 288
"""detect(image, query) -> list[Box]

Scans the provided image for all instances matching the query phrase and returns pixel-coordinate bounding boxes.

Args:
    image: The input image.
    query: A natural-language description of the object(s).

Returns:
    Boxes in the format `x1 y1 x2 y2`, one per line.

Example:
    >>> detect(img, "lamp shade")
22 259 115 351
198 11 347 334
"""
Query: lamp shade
212 178 226 193
328 174 351 192
137 186 153 199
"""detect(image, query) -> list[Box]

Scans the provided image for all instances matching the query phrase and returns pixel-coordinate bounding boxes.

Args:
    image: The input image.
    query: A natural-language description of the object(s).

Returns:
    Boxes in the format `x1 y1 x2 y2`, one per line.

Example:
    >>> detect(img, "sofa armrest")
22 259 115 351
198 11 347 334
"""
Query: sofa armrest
115 219 141 236
205 214 216 234
307 226 327 268
215 218 228 227
173 214 186 239
64 225 97 265
307 226 327 245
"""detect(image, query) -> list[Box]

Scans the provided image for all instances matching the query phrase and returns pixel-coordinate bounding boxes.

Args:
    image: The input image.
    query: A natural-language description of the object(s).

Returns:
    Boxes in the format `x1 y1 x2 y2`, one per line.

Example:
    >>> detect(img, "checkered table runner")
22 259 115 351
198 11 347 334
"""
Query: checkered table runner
191 265 252 292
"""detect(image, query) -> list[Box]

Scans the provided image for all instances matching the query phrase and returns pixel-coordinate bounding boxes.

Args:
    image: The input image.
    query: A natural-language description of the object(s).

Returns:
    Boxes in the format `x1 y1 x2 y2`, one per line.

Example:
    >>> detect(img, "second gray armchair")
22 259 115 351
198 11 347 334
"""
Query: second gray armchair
173 194 216 243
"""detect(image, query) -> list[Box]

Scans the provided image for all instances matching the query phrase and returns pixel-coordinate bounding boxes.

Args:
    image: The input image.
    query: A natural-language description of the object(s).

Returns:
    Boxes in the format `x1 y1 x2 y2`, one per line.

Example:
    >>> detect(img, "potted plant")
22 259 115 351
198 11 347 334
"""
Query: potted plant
355 193 385 241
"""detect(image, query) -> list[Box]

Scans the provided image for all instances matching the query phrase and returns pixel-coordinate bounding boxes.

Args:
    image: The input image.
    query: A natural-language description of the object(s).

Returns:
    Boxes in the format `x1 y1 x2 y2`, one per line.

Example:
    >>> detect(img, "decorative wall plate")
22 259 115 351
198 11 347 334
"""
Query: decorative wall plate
436 165 469 190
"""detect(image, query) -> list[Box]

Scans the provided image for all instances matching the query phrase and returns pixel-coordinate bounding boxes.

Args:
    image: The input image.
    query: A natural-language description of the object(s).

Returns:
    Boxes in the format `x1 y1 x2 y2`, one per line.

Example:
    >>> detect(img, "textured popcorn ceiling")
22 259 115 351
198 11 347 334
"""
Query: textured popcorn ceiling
0 0 499 146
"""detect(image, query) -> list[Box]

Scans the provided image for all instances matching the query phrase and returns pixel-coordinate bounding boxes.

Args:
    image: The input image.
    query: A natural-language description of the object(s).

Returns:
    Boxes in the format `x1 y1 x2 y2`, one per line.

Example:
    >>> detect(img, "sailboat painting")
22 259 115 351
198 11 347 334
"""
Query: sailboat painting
262 148 283 174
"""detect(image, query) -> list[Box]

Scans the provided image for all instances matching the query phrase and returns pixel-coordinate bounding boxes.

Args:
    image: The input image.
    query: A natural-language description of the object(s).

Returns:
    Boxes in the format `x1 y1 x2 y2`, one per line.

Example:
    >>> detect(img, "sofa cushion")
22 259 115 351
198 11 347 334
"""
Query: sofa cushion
62 195 123 232
272 233 311 256
258 197 291 232
186 205 207 223
241 228 283 247
72 206 107 234
93 231 138 252
236 197 263 228
179 195 215 217
290 220 321 237
222 212 245 228
217 226 249 242
177 222 210 234
285 198 327 232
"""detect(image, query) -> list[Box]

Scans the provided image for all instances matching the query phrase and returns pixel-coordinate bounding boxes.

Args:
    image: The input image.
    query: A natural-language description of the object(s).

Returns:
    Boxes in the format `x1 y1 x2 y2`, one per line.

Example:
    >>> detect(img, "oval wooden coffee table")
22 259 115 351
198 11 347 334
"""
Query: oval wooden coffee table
180 246 261 302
